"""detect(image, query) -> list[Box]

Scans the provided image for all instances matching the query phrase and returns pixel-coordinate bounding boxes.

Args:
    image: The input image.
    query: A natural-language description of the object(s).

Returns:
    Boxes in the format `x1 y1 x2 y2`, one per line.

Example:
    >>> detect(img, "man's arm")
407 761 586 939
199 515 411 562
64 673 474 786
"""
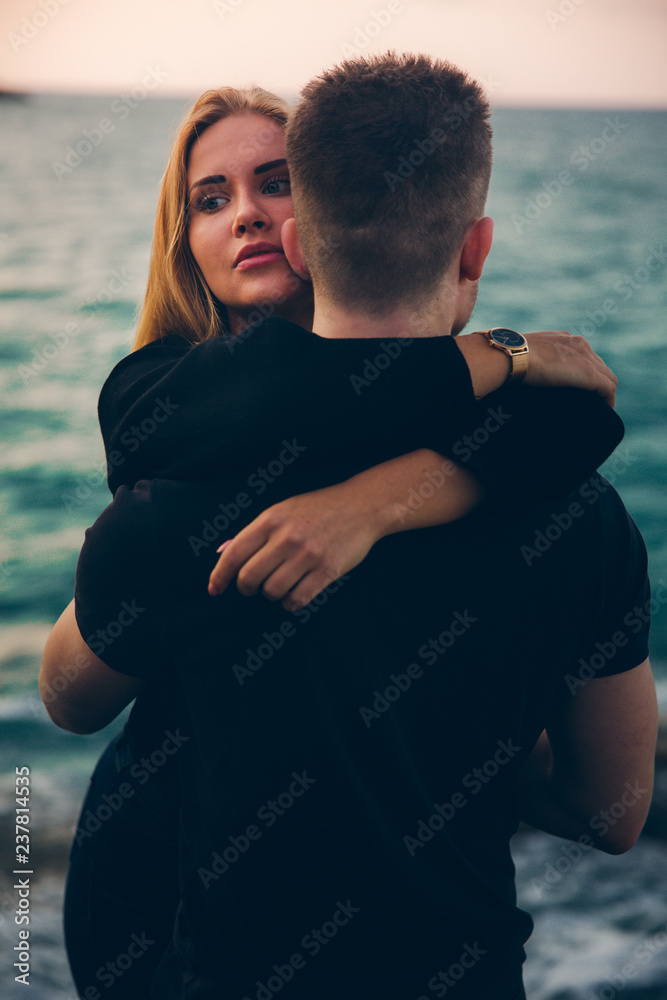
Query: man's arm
40 600 147 734
517 659 658 853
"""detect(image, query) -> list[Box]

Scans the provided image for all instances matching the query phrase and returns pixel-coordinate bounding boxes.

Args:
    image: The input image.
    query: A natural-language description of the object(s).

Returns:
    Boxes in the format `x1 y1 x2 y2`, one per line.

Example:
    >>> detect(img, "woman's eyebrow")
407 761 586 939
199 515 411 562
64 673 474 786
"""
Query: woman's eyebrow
190 174 225 193
189 159 287 194
254 158 287 175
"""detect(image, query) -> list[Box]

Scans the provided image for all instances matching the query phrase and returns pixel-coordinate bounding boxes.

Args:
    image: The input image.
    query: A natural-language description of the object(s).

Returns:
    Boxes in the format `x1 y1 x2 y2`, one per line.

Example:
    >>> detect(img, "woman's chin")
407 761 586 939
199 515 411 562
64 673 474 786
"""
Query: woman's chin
226 278 313 329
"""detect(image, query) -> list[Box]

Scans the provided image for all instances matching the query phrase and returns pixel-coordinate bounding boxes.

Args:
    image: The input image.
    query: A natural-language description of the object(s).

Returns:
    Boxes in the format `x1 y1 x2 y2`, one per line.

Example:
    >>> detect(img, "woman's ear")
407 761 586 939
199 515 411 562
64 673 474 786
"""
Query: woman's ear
281 218 311 281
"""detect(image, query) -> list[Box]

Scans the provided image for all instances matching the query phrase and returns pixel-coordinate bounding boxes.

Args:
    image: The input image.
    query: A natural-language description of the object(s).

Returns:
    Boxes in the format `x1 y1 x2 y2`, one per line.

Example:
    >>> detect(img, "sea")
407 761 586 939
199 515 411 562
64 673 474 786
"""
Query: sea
0 95 666 998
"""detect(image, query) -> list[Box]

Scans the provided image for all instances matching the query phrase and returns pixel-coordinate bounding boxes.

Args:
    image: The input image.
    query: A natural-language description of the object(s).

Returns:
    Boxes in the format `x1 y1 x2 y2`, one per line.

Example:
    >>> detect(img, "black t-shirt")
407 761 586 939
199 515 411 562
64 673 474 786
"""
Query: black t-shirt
75 473 649 999
74 320 647 996
97 317 625 505
92 318 625 828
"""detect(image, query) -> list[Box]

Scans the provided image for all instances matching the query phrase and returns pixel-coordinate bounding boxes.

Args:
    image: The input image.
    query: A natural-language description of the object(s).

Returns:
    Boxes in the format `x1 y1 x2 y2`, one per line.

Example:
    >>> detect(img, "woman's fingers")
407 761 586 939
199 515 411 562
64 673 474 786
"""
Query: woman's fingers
281 567 342 612
208 527 268 595
523 330 618 407
242 550 314 602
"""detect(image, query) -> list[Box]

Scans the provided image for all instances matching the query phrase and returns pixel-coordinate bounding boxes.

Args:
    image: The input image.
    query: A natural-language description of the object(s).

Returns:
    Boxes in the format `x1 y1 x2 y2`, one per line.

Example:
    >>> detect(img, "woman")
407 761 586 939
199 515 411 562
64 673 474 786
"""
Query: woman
52 86 620 998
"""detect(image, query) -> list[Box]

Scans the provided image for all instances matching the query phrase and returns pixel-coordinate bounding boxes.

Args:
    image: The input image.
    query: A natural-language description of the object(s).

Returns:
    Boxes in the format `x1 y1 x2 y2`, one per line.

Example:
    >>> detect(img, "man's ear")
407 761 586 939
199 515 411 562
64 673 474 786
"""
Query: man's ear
460 217 494 282
281 218 311 281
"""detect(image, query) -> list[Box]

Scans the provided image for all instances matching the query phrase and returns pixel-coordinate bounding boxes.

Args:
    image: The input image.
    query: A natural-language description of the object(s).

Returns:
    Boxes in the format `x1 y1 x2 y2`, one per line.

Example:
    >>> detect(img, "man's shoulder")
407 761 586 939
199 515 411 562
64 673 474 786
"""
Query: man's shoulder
491 472 647 579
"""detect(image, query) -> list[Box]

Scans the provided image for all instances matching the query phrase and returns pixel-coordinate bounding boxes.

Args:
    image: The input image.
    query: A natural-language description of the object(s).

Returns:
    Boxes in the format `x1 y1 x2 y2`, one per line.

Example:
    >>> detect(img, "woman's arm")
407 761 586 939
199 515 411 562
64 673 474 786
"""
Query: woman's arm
208 450 482 610
96 325 622 610
207 332 622 610
456 329 617 406
97 325 616 498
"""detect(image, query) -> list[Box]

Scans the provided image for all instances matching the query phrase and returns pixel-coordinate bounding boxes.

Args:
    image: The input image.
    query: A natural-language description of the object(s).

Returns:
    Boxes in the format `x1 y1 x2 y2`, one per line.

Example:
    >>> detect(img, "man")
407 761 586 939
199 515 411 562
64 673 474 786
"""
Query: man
41 54 656 998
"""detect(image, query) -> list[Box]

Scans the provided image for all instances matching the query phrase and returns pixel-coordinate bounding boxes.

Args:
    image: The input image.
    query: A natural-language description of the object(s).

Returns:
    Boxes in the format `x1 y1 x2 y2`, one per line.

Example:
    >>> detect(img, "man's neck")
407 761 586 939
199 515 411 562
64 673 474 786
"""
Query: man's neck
310 290 460 341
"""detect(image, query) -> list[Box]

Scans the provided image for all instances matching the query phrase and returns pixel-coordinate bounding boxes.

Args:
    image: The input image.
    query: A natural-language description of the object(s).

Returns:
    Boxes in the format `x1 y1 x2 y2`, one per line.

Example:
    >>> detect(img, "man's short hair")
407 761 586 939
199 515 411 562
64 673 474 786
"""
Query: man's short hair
286 52 493 315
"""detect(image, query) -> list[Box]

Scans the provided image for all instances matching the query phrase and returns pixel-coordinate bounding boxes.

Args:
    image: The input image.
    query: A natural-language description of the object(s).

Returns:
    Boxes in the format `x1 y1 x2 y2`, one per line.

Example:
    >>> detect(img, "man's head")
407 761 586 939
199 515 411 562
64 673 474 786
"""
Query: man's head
285 52 493 321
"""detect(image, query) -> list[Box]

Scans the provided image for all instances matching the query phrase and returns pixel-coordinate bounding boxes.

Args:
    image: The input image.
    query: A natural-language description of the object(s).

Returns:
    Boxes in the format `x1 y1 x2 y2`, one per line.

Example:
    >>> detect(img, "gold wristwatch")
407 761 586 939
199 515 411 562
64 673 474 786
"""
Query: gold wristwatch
481 328 529 383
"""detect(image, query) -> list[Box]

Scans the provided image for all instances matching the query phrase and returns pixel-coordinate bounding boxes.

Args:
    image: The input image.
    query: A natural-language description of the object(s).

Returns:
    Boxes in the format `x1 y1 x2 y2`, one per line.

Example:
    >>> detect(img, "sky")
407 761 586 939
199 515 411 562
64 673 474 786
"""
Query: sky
2 0 667 107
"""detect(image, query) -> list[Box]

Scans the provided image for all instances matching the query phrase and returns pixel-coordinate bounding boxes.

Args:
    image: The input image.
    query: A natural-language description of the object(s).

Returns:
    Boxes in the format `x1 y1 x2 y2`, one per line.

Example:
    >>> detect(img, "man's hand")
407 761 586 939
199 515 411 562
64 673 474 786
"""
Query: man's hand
522 331 618 407
207 482 381 611
457 330 618 408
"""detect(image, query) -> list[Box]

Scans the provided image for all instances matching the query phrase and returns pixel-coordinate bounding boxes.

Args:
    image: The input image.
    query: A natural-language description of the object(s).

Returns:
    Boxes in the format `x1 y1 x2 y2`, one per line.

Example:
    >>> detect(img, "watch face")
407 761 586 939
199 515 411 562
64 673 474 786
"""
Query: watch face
491 328 524 347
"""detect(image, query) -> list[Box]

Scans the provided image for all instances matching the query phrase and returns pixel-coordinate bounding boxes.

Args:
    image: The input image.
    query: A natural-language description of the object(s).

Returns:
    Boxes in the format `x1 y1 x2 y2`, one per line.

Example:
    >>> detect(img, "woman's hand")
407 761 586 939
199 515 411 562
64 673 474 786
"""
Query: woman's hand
207 481 384 612
457 330 618 407
208 448 481 611
522 331 618 406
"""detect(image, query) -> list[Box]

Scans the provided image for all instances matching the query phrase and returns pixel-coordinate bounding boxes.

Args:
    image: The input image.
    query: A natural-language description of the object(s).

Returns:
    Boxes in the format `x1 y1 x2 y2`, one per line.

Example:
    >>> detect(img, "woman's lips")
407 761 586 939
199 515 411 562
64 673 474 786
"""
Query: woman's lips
235 251 285 271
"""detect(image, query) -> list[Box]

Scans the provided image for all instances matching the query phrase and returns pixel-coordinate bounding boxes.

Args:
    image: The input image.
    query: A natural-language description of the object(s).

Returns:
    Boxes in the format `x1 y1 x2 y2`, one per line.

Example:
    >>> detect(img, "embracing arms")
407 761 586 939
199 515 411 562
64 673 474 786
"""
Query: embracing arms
99 326 622 609
208 330 620 608
40 326 622 731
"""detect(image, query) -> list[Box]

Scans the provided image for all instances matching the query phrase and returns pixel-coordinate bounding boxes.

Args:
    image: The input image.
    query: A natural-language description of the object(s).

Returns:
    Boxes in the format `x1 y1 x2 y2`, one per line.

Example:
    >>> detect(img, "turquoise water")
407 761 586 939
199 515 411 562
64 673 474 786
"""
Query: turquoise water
0 96 666 998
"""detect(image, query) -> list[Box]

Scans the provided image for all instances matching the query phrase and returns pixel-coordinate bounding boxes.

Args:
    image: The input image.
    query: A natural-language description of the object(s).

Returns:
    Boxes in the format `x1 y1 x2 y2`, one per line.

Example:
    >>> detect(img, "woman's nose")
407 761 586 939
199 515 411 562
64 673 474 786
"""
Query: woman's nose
233 192 270 236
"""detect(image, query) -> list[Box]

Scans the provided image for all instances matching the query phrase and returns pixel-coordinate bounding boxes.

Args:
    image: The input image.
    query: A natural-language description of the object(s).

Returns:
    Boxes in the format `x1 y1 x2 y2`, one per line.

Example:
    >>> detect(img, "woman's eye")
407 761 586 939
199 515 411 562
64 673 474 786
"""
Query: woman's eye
262 175 291 196
195 193 229 212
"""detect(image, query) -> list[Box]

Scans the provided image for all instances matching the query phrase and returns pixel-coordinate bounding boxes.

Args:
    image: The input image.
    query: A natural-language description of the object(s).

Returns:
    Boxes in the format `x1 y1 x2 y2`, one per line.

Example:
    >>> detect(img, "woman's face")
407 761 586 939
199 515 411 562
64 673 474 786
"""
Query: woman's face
186 113 312 334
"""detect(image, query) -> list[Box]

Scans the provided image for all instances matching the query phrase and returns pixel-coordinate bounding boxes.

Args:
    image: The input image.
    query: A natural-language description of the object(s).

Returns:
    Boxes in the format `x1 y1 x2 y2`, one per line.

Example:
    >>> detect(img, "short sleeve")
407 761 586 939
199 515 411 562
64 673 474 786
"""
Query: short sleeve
577 487 651 677
74 481 164 677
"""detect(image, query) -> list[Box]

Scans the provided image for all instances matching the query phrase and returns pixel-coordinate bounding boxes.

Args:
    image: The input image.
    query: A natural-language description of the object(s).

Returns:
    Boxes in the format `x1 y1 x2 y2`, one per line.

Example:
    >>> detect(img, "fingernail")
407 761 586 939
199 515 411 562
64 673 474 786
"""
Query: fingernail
216 540 233 554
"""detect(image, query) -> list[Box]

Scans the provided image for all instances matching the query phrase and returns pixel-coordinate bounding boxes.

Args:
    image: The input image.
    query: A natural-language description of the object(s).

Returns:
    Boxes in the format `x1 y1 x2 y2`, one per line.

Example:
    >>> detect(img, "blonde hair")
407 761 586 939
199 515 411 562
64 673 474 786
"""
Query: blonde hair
132 87 292 352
